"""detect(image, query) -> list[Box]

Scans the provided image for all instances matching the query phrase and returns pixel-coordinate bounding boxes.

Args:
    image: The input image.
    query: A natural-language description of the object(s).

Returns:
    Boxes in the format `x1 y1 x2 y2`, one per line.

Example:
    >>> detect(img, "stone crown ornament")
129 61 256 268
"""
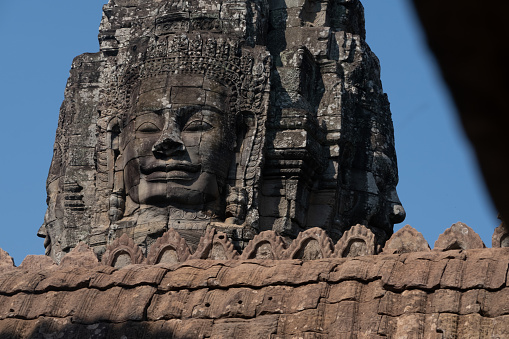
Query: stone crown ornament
122 34 271 127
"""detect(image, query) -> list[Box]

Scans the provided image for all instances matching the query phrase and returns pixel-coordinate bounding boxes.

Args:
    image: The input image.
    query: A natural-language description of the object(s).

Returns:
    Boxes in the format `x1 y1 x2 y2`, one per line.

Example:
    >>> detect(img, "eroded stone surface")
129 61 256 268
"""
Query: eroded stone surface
18 255 56 272
434 222 485 251
59 242 100 269
189 228 240 260
382 224 430 254
493 221 509 248
0 249 14 272
39 0 405 262
1 248 509 338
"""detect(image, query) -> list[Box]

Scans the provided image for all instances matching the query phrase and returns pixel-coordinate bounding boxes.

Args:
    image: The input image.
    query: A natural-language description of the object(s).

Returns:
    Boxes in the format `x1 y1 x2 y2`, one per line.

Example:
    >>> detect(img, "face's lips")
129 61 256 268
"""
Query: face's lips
141 161 201 181
141 161 201 174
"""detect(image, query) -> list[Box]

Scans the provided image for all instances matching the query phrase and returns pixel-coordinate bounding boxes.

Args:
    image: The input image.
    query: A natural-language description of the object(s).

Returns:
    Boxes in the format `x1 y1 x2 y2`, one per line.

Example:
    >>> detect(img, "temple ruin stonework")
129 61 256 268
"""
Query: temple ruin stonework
4 0 509 338
38 0 405 263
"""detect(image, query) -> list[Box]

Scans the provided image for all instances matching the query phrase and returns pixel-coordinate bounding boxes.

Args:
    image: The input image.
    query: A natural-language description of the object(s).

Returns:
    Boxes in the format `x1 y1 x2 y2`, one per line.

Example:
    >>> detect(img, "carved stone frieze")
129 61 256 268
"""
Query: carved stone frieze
283 227 334 260
189 228 239 260
4 246 509 338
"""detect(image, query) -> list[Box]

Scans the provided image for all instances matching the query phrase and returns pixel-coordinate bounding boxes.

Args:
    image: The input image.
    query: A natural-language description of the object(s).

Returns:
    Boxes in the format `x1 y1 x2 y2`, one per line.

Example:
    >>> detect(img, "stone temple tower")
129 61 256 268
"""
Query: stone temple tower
4 1 508 338
38 0 405 263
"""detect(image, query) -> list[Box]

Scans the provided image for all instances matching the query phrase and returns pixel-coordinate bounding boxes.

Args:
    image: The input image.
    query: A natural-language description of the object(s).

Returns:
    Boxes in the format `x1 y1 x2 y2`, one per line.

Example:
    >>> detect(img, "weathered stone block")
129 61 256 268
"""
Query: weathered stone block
147 289 208 320
73 286 156 324
382 225 430 254
158 264 222 291
211 315 279 338
429 289 461 314
386 259 446 291
278 308 324 335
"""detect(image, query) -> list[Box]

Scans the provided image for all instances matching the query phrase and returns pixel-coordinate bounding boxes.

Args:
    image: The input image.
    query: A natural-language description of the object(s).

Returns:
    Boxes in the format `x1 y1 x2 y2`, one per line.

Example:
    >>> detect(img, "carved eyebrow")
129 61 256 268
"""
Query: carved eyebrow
173 105 223 121
134 112 164 129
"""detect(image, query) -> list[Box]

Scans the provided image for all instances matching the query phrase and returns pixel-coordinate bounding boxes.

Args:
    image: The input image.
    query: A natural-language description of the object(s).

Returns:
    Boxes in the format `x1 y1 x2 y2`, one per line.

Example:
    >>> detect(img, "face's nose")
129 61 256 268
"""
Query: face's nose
389 203 406 224
385 187 406 224
152 118 185 157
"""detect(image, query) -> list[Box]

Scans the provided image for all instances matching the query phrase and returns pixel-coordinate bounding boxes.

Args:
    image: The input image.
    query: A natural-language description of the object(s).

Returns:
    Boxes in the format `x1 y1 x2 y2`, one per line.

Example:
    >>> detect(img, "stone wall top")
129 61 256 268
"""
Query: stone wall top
1 245 509 338
8 222 507 271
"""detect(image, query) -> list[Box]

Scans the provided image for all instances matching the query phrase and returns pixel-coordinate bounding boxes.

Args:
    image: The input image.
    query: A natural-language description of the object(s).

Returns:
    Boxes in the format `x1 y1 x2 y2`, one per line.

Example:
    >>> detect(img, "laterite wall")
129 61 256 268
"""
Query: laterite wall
1 246 509 338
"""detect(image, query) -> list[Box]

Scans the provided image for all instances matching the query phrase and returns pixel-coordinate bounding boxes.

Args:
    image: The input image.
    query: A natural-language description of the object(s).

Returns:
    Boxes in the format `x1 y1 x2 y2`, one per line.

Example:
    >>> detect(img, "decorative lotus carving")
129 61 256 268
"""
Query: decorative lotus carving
334 225 376 258
190 228 239 260
146 228 192 265
240 231 286 260
102 234 145 268
283 228 333 260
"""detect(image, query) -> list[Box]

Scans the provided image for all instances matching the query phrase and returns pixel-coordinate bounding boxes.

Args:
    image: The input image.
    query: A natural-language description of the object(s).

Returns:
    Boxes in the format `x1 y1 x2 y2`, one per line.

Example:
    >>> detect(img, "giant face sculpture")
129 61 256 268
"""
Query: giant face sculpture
121 76 234 216
105 35 272 241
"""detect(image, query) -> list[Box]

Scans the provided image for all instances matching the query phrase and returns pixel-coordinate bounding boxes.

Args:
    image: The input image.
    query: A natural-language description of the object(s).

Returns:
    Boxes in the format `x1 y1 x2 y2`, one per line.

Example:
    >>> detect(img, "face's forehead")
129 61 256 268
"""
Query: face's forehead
132 75 230 115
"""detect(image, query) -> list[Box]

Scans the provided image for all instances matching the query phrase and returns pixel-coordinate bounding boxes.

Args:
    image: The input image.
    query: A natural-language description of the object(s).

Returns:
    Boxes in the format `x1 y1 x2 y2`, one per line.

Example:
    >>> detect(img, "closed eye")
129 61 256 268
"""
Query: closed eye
183 120 213 132
136 122 161 133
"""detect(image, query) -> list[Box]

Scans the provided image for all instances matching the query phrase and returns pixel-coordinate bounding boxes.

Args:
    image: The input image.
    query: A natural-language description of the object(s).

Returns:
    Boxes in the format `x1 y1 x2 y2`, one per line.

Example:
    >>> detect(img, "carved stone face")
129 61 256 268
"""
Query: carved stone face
361 151 406 236
338 147 405 241
120 75 234 213
373 152 406 228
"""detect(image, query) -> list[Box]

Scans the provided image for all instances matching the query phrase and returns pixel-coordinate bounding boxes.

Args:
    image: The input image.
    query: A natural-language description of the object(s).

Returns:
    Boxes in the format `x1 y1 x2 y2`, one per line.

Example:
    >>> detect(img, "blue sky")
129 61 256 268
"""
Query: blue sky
0 1 498 265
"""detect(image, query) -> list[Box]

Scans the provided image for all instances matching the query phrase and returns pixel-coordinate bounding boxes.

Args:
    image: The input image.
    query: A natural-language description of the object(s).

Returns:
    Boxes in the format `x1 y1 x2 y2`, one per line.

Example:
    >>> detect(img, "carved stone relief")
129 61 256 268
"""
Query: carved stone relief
39 0 405 262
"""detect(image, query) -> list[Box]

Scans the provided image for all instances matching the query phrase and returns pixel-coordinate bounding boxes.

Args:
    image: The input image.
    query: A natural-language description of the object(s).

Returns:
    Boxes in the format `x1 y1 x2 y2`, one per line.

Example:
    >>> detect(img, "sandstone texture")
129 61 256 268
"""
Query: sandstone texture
1 247 509 338
24 0 509 337
39 0 406 263
2 225 509 337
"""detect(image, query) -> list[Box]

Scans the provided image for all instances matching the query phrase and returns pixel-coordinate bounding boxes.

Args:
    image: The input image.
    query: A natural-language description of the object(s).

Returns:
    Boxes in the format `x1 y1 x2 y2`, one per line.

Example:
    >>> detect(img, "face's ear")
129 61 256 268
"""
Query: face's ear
226 112 256 187
106 118 122 190
107 117 121 152
236 111 256 148
106 117 126 222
